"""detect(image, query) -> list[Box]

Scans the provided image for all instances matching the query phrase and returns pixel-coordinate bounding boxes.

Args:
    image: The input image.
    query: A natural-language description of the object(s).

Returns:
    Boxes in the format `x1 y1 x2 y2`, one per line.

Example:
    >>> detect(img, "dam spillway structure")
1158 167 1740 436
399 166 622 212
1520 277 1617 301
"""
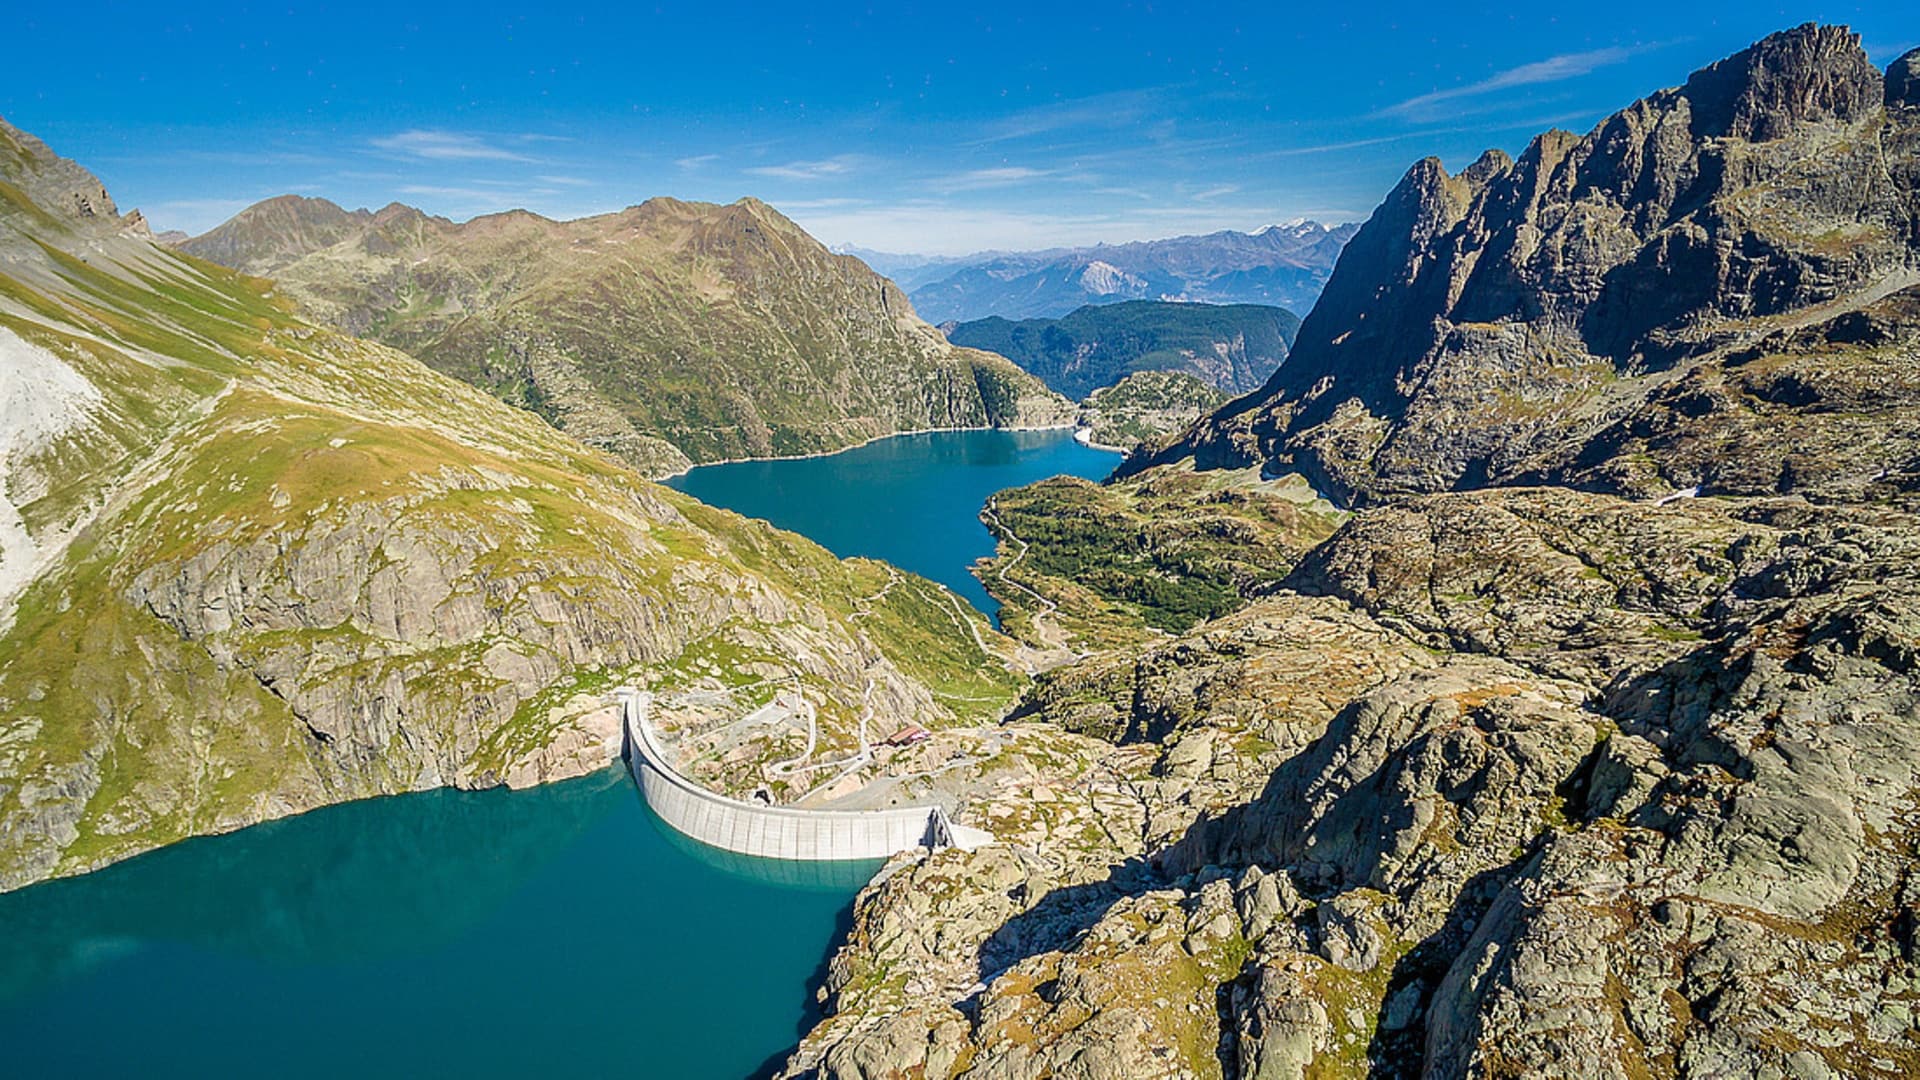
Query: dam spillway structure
617 688 990 862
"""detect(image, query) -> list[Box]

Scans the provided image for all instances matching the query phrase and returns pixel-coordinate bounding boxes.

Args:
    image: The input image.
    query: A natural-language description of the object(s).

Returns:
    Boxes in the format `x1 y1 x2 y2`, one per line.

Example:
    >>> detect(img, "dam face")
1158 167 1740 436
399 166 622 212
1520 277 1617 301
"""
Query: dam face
619 690 986 862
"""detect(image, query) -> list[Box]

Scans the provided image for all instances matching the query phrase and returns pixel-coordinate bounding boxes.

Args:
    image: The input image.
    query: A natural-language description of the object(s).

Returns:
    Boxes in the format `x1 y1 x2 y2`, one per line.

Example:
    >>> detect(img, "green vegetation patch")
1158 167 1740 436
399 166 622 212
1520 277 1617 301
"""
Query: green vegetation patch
980 465 1344 648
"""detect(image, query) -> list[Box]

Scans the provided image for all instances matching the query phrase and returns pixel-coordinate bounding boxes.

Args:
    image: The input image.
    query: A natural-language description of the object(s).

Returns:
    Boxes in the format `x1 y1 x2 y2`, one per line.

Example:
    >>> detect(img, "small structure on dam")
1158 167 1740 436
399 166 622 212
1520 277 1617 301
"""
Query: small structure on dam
618 688 992 862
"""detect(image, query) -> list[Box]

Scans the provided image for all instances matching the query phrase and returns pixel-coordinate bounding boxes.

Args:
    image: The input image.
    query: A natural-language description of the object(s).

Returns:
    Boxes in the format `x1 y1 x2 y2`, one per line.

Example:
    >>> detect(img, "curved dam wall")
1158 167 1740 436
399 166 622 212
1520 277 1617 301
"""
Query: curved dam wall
619 690 989 862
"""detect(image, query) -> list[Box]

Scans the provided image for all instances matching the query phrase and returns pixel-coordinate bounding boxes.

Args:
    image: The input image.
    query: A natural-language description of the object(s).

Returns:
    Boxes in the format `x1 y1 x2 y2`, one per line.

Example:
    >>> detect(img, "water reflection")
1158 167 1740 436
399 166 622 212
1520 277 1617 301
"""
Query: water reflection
639 791 885 892
0 770 621 1002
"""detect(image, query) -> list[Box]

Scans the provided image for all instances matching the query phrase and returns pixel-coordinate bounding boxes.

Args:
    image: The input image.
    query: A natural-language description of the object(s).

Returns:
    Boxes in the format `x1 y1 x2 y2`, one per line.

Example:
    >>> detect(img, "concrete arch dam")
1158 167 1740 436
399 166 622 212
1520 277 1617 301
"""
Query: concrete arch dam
619 689 991 862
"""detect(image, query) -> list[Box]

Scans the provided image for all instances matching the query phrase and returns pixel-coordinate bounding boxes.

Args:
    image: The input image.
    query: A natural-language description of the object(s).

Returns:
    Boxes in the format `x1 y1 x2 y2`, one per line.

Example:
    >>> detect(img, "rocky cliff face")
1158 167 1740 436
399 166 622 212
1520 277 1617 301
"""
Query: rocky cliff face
1129 25 1920 509
944 299 1300 399
788 487 1920 1080
177 195 1071 475
0 118 1023 891
778 27 1920 1080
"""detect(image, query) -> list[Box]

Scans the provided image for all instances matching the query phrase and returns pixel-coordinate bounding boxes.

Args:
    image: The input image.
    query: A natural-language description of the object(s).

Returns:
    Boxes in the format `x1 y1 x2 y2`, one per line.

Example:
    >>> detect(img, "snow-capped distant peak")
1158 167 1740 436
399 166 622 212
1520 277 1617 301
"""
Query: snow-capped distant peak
1078 260 1144 295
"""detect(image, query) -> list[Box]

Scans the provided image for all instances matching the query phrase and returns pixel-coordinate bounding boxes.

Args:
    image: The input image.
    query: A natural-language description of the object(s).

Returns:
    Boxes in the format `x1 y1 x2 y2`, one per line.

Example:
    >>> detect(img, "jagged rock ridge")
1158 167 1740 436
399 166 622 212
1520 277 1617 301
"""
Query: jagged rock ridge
1130 24 1920 509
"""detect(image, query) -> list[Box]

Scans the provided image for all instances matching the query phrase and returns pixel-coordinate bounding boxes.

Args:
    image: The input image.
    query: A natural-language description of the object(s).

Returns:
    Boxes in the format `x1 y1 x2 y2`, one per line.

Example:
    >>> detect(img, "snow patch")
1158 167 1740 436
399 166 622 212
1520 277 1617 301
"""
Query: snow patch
1078 260 1144 296
0 326 103 607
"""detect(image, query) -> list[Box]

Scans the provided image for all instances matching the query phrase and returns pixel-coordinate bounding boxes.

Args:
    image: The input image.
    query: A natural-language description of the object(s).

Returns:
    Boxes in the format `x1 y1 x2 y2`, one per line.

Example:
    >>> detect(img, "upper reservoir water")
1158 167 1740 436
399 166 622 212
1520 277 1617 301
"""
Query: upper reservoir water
0 425 1115 1078
666 427 1120 614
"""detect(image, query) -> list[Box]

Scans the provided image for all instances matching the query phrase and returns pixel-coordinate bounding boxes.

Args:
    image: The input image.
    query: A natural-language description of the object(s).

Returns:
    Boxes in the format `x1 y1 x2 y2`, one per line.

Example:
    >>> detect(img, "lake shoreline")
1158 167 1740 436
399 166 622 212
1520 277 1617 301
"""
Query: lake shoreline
653 421 1117 481
666 426 1121 618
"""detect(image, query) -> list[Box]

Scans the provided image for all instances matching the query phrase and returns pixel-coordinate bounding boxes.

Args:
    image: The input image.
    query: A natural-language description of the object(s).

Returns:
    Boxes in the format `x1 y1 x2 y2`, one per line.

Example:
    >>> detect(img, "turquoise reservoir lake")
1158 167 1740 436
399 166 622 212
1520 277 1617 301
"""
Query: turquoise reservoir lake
667 426 1120 614
0 772 874 1078
0 426 1115 1077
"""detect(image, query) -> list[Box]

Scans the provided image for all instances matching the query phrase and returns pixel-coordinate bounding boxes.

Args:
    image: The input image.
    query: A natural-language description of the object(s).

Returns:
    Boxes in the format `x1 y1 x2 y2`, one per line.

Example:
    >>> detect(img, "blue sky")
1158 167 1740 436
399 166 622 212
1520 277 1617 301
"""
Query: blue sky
3 3 1913 253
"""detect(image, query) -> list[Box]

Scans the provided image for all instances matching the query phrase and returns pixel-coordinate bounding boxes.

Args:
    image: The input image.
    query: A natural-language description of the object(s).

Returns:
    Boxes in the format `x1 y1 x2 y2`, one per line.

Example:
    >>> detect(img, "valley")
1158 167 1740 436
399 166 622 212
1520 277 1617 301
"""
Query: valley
2 14 1919 1080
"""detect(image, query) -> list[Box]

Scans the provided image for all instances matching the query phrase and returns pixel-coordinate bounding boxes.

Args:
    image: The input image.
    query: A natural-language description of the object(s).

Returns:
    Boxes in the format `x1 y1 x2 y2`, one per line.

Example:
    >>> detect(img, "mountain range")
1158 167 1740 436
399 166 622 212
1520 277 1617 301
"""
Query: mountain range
0 116 1020 890
174 194 1071 475
885 221 1357 324
944 299 1300 400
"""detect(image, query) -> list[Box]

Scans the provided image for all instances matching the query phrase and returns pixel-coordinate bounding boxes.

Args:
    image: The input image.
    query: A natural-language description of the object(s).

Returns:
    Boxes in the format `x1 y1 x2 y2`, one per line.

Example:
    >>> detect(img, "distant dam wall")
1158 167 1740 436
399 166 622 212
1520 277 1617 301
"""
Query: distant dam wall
619 689 990 862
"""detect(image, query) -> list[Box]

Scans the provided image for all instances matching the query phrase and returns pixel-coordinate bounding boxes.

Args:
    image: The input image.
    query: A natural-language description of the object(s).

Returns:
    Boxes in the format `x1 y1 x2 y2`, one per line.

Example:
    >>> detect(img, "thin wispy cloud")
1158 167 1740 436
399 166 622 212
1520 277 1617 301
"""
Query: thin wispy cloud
675 154 719 170
177 149 336 167
928 167 1052 193
775 197 866 211
745 156 859 181
398 183 562 203
1191 185 1239 202
976 88 1165 144
1377 42 1672 121
1265 133 1429 157
536 174 594 187
371 130 535 162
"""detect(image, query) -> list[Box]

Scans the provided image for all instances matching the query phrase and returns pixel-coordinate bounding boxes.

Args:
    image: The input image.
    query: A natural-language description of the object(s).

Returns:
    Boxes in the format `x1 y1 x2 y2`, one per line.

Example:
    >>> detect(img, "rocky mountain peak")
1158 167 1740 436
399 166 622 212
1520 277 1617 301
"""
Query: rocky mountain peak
1078 260 1144 295
175 194 381 272
1679 22 1882 141
370 201 432 225
0 114 123 233
1460 146 1515 185
1890 47 1920 108
1131 24 1920 509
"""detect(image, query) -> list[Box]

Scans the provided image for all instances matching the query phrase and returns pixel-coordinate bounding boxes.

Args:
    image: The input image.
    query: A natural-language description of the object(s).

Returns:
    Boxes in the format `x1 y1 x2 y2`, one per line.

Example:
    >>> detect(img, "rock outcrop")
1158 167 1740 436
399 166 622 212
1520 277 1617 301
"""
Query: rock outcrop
786 490 1920 1079
1074 370 1230 451
1891 48 1920 108
779 26 1920 1080
1127 24 1920 509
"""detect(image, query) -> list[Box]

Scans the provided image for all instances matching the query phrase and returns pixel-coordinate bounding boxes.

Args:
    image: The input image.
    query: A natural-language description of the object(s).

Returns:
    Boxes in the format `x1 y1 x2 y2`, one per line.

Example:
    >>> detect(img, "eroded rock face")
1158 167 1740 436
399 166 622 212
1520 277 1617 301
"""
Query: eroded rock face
1891 48 1920 108
1127 24 1920 509
1680 22 1884 141
781 488 1920 1079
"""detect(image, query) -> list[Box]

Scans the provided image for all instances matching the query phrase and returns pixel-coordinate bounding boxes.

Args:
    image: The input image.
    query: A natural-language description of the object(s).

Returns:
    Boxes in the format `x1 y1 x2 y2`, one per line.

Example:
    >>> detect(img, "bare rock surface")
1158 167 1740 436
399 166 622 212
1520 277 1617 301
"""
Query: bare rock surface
777 29 1920 1077
1127 24 1920 511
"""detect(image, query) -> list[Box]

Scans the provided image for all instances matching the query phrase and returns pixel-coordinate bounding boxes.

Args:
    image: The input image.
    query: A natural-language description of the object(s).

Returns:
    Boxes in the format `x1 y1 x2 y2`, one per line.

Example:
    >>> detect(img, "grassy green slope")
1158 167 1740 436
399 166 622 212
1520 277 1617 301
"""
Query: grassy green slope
0 121 1024 890
979 465 1344 651
180 197 1073 473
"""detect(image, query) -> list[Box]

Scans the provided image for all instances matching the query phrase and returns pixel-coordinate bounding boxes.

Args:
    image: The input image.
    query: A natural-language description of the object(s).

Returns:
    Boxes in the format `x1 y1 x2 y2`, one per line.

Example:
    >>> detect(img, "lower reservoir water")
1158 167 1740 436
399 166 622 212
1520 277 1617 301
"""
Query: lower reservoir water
666 427 1120 614
0 771 875 1079
0 425 1116 1077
